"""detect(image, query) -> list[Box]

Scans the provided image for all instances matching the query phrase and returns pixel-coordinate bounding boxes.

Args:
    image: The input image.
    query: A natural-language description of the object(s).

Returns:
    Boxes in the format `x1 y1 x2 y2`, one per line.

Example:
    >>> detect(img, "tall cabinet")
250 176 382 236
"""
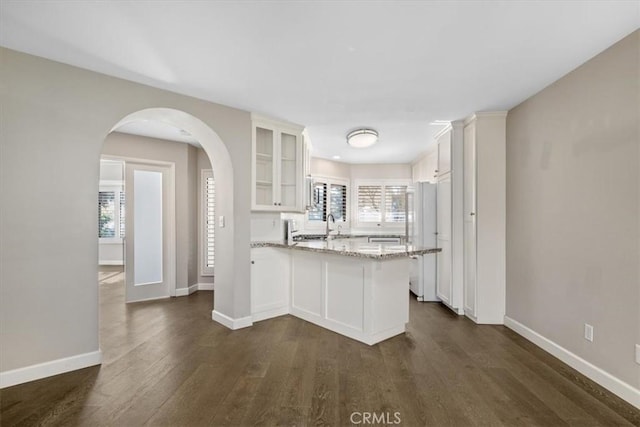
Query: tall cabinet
463 112 507 324
252 115 305 211
434 123 464 315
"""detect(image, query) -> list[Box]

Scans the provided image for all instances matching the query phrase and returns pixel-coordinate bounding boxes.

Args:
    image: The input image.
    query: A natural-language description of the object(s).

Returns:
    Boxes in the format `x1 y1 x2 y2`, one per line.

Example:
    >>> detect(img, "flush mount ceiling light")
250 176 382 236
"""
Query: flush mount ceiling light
346 128 378 148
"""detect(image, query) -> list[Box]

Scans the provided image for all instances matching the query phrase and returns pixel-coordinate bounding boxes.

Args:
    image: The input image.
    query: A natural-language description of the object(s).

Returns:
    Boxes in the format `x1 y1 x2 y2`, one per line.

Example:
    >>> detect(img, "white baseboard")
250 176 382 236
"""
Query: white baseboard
504 316 640 409
99 260 123 266
175 284 198 297
212 310 253 330
197 283 215 291
252 306 289 323
0 350 102 389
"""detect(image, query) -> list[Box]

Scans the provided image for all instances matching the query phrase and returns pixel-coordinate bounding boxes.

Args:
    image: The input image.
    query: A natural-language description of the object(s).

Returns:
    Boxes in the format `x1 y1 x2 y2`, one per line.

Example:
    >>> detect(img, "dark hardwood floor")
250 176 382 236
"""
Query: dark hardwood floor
1 266 638 426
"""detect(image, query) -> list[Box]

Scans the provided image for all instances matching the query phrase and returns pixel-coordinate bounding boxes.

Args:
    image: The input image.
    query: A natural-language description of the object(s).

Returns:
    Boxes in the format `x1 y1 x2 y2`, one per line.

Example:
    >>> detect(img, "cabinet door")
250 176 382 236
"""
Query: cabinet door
251 248 289 317
437 130 452 176
436 174 452 304
278 130 299 210
253 125 277 209
425 151 438 183
463 124 477 317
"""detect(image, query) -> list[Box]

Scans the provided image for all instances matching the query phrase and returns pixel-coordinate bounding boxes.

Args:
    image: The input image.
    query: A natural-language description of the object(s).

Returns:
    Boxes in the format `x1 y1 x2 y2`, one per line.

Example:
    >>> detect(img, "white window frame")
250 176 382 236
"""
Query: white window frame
98 181 125 244
352 179 412 229
304 176 350 231
200 169 215 277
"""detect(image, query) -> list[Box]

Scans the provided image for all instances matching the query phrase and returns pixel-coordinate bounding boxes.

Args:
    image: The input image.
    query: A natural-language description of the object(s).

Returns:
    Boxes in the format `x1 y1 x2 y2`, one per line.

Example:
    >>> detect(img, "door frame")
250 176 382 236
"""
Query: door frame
102 154 177 299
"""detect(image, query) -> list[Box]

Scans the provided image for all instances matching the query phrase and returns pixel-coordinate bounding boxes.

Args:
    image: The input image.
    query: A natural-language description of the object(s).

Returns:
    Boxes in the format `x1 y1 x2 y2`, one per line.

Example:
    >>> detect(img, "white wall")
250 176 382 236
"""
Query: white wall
0 47 252 377
506 30 639 395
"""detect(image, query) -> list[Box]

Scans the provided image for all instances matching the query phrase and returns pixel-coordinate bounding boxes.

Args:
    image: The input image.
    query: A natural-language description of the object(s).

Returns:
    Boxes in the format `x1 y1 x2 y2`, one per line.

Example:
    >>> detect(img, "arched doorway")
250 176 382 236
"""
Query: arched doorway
104 108 238 325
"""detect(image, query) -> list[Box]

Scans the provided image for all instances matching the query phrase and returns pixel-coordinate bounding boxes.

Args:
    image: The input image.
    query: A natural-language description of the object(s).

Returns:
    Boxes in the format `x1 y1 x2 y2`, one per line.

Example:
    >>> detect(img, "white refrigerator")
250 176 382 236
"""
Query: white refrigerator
407 183 439 302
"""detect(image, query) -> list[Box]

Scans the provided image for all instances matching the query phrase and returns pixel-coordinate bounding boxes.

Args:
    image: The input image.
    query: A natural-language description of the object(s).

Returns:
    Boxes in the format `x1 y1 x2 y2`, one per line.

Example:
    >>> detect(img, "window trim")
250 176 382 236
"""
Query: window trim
352 179 412 229
304 175 350 231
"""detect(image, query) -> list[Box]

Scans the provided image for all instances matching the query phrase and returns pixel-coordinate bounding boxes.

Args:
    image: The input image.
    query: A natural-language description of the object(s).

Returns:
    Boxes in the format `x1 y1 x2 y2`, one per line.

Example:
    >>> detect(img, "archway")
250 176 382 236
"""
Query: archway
107 108 240 328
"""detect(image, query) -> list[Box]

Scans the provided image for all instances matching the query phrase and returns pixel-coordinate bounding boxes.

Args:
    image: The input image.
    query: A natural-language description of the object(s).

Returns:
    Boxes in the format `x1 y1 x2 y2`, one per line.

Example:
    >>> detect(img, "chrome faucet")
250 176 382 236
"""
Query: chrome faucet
326 213 336 240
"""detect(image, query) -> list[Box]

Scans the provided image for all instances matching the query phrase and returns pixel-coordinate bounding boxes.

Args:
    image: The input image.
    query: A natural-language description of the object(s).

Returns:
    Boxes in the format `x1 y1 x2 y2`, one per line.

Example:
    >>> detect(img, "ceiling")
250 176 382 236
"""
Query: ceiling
1 1 638 164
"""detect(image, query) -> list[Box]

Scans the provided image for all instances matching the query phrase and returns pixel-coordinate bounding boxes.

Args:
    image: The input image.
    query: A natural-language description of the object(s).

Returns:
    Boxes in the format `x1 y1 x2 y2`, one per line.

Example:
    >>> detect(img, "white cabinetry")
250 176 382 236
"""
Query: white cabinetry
250 247 290 322
463 112 506 324
290 250 409 345
252 115 304 211
412 150 438 183
436 129 452 177
436 174 452 304
434 123 464 314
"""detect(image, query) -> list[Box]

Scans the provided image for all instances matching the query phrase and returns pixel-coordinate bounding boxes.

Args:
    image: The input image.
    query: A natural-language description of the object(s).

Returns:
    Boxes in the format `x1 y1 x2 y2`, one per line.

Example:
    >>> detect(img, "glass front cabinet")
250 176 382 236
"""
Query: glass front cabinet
252 115 305 212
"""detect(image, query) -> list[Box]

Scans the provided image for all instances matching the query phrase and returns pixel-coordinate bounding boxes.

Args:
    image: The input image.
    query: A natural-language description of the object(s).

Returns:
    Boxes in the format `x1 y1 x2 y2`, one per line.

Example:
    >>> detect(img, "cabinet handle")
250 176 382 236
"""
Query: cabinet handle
470 212 475 216
251 261 255 264
273 202 277 206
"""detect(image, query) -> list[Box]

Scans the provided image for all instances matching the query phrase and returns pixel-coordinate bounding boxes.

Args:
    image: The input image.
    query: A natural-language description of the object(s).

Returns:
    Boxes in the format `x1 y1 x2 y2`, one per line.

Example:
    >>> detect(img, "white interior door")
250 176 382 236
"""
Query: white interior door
124 162 175 303
463 125 477 316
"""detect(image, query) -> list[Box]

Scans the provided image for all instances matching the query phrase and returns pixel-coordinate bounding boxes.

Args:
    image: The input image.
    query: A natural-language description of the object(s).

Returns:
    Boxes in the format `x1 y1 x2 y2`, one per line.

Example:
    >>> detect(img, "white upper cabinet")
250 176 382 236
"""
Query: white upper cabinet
436 128 452 177
252 115 304 212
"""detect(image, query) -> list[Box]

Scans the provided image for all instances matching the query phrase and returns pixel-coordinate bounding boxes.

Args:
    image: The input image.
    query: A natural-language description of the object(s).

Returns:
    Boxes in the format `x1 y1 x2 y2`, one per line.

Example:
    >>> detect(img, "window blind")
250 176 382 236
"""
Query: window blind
384 185 407 223
357 185 382 223
119 192 126 239
308 182 327 221
205 174 215 271
98 191 116 238
330 184 347 222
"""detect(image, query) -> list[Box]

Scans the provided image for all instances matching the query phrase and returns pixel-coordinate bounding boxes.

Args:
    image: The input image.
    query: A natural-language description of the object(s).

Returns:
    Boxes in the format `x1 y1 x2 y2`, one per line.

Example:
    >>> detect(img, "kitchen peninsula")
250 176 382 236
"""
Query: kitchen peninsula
250 240 440 345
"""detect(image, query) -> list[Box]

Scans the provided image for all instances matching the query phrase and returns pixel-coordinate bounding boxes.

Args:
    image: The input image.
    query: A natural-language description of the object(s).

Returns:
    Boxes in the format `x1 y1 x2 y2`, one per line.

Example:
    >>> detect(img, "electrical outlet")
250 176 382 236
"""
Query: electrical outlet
218 215 225 228
584 324 593 342
635 344 640 365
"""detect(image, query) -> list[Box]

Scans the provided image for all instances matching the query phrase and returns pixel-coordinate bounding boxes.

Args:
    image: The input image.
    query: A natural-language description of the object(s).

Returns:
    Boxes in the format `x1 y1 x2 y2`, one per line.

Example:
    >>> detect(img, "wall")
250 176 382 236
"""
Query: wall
0 47 252 376
506 30 639 394
101 133 212 287
310 157 351 179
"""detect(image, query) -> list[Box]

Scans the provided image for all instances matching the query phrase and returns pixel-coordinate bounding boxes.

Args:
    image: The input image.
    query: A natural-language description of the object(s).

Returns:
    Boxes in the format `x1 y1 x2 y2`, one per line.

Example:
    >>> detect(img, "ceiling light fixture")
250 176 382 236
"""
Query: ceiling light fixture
347 128 378 148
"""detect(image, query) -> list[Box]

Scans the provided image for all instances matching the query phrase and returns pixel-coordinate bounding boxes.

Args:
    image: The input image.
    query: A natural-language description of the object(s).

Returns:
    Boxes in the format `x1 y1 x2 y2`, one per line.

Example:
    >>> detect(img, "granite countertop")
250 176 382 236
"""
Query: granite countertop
293 233 405 241
251 240 440 260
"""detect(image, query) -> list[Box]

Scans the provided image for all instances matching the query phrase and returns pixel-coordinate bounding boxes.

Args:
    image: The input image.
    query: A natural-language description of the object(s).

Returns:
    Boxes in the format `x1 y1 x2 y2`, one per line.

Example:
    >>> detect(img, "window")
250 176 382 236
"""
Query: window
98 189 125 240
354 181 410 227
201 170 215 276
384 185 407 223
98 191 116 238
306 177 348 227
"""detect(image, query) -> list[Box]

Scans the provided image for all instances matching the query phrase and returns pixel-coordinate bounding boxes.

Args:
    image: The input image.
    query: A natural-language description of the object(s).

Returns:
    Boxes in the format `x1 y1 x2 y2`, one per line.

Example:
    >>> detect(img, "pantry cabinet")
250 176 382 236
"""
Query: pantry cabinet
252 115 304 211
462 112 506 324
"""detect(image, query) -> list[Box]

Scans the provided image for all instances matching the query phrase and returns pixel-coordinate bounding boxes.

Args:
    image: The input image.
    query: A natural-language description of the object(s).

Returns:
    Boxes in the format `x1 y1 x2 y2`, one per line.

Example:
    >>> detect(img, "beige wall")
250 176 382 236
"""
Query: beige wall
310 157 412 181
102 132 212 288
0 47 251 374
506 31 639 389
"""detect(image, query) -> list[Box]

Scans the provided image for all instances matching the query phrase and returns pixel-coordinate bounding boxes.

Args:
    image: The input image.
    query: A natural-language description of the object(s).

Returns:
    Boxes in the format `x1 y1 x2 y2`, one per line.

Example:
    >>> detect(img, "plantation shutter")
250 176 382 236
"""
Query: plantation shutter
308 182 327 221
384 185 407 223
357 185 382 223
203 170 215 275
330 184 347 222
98 191 116 238
119 191 126 238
